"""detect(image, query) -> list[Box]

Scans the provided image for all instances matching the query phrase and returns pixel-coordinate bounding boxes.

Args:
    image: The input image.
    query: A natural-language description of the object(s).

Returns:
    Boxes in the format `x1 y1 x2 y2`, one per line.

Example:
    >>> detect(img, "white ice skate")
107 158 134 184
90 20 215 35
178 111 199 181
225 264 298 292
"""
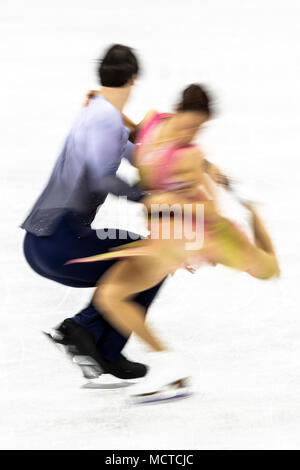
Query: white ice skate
129 351 193 405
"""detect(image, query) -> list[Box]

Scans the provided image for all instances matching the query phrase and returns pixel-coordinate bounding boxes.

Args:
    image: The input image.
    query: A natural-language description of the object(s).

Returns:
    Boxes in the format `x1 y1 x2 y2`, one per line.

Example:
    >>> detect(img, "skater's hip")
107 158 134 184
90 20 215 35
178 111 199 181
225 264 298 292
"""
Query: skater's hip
22 212 144 287
22 212 95 285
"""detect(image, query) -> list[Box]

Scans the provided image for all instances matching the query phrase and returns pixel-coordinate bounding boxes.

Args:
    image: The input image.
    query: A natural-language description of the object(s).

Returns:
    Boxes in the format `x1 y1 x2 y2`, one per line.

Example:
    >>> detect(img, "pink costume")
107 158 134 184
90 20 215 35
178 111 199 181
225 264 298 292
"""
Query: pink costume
134 112 195 192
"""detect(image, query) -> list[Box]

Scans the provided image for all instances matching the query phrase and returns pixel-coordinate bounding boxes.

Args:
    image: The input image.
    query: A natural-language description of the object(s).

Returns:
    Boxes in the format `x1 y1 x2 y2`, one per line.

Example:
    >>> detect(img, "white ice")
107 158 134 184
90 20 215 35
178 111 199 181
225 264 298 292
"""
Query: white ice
1 0 300 450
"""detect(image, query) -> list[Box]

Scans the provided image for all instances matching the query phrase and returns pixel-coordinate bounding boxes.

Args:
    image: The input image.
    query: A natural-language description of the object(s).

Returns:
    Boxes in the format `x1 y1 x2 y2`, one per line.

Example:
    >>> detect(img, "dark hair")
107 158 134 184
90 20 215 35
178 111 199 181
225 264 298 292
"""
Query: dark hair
177 84 213 117
98 44 139 87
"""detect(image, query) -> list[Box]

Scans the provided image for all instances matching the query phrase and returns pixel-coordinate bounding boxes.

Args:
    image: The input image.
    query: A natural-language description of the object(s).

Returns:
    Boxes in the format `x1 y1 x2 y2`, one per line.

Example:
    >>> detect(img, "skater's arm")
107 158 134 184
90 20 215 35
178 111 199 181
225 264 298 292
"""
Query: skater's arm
122 110 157 144
233 202 280 279
122 140 136 165
85 116 145 202
122 110 158 166
203 159 231 188
243 203 278 257
97 175 145 202
122 114 138 143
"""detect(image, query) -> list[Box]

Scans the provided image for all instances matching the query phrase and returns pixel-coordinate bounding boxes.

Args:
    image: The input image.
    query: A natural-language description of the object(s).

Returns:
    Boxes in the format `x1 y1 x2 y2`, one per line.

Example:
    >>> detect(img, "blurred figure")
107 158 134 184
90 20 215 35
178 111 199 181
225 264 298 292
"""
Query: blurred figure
69 84 280 402
21 44 165 380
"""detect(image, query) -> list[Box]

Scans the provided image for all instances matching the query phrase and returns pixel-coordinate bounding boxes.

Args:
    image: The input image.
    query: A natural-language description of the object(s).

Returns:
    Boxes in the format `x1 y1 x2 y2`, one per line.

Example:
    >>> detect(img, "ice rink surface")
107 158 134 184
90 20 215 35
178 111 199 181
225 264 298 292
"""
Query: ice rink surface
1 0 300 449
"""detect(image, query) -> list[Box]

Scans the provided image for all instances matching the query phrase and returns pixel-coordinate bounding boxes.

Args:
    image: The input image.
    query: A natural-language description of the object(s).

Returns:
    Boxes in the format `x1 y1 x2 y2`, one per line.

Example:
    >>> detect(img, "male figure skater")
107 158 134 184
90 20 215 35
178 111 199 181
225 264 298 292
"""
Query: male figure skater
22 44 163 380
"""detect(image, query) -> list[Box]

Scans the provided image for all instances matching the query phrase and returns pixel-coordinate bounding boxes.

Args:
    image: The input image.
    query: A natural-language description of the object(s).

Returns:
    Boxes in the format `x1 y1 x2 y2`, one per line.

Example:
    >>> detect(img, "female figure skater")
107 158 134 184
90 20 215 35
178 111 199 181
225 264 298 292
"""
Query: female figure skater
69 84 280 402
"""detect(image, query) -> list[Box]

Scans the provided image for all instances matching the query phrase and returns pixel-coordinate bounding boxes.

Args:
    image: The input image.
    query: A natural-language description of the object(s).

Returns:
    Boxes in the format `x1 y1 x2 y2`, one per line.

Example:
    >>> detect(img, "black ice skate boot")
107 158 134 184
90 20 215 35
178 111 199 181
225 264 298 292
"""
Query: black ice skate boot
45 318 148 380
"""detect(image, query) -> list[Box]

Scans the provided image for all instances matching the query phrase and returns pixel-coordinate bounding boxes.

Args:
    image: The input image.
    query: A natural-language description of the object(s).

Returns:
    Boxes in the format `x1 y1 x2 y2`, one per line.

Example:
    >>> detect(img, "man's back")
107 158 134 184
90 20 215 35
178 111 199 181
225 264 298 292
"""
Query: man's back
21 95 130 236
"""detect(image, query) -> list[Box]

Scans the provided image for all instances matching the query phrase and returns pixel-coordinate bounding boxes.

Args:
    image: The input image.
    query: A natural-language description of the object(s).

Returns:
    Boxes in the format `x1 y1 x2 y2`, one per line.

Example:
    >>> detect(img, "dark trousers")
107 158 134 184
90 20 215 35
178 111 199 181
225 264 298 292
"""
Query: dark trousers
23 213 164 362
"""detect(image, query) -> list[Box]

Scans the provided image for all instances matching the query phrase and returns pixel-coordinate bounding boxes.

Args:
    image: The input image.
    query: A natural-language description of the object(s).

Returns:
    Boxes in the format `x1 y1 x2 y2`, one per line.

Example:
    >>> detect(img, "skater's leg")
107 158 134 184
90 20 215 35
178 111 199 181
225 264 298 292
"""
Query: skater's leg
135 280 165 311
23 232 95 288
70 257 166 362
93 256 172 352
72 303 107 343
24 215 165 374
23 218 126 287
96 280 165 362
93 254 192 401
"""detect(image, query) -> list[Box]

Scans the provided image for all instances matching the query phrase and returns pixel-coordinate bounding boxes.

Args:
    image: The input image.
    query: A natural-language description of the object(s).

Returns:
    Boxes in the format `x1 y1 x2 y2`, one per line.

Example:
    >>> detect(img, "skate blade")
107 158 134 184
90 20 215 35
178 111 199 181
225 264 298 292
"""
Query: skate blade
42 331 69 354
81 374 144 389
130 378 193 405
81 380 134 390
42 331 103 379
73 355 103 379
73 355 100 367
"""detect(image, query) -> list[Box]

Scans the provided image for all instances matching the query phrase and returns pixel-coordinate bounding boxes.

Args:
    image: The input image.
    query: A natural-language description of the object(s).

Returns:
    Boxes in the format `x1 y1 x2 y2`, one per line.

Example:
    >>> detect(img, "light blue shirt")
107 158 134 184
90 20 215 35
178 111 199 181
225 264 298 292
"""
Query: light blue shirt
21 95 143 236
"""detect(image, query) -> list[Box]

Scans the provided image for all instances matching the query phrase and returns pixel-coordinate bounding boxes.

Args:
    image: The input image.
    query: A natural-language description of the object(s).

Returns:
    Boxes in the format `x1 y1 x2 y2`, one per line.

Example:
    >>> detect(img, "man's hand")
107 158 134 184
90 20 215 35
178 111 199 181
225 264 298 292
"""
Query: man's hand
123 110 157 143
